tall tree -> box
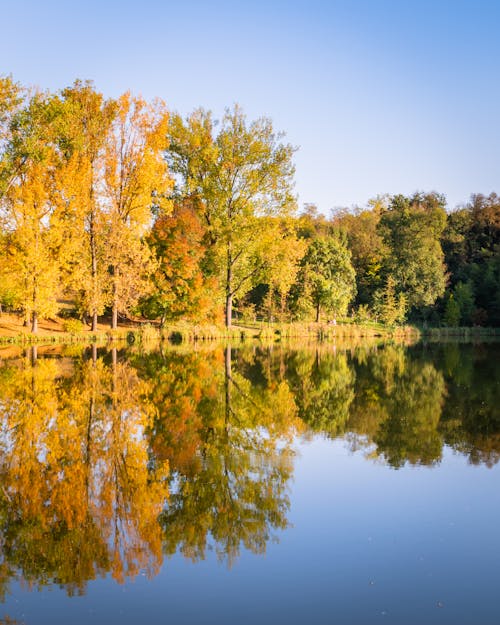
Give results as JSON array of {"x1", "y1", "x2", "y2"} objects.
[
  {"x1": 442, "y1": 193, "x2": 500, "y2": 325},
  {"x1": 378, "y1": 192, "x2": 447, "y2": 317},
  {"x1": 57, "y1": 81, "x2": 116, "y2": 331},
  {"x1": 332, "y1": 200, "x2": 388, "y2": 308},
  {"x1": 167, "y1": 105, "x2": 296, "y2": 326},
  {"x1": 0, "y1": 92, "x2": 63, "y2": 332},
  {"x1": 103, "y1": 93, "x2": 171, "y2": 328},
  {"x1": 292, "y1": 236, "x2": 356, "y2": 322}
]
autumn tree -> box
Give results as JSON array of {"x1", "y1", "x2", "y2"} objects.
[
  {"x1": 0, "y1": 92, "x2": 63, "y2": 331},
  {"x1": 103, "y1": 93, "x2": 171, "y2": 328},
  {"x1": 255, "y1": 217, "x2": 306, "y2": 321},
  {"x1": 167, "y1": 105, "x2": 296, "y2": 326},
  {"x1": 57, "y1": 81, "x2": 116, "y2": 330},
  {"x1": 144, "y1": 198, "x2": 216, "y2": 324},
  {"x1": 0, "y1": 347, "x2": 169, "y2": 593},
  {"x1": 158, "y1": 345, "x2": 300, "y2": 565}
]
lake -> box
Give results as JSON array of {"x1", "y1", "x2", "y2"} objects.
[{"x1": 0, "y1": 339, "x2": 498, "y2": 624}]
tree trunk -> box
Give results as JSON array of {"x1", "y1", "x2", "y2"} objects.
[
  {"x1": 225, "y1": 242, "x2": 233, "y2": 328},
  {"x1": 225, "y1": 293, "x2": 232, "y2": 328},
  {"x1": 315, "y1": 302, "x2": 321, "y2": 323},
  {"x1": 90, "y1": 191, "x2": 98, "y2": 333},
  {"x1": 111, "y1": 268, "x2": 118, "y2": 329},
  {"x1": 111, "y1": 304, "x2": 118, "y2": 330},
  {"x1": 31, "y1": 311, "x2": 38, "y2": 333}
]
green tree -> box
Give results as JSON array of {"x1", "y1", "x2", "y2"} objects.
[
  {"x1": 167, "y1": 105, "x2": 296, "y2": 326},
  {"x1": 378, "y1": 192, "x2": 447, "y2": 317},
  {"x1": 373, "y1": 275, "x2": 407, "y2": 325},
  {"x1": 331, "y1": 200, "x2": 388, "y2": 308},
  {"x1": 443, "y1": 293, "x2": 460, "y2": 327},
  {"x1": 292, "y1": 236, "x2": 356, "y2": 322},
  {"x1": 441, "y1": 193, "x2": 500, "y2": 326}
]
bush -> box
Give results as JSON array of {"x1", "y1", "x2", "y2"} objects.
[
  {"x1": 354, "y1": 304, "x2": 372, "y2": 324},
  {"x1": 138, "y1": 323, "x2": 159, "y2": 341},
  {"x1": 63, "y1": 318, "x2": 85, "y2": 334}
]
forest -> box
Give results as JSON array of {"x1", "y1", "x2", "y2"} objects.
[{"x1": 1, "y1": 76, "x2": 499, "y2": 332}]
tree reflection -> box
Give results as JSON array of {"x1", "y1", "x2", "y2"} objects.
[
  {"x1": 0, "y1": 347, "x2": 168, "y2": 596},
  {"x1": 437, "y1": 343, "x2": 500, "y2": 466},
  {"x1": 347, "y1": 345, "x2": 446, "y2": 467},
  {"x1": 287, "y1": 348, "x2": 355, "y2": 438},
  {"x1": 0, "y1": 339, "x2": 498, "y2": 597},
  {"x1": 134, "y1": 345, "x2": 302, "y2": 566}
]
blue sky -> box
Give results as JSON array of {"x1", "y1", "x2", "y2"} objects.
[{"x1": 1, "y1": 0, "x2": 499, "y2": 212}]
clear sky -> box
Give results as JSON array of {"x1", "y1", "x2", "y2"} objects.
[{"x1": 1, "y1": 0, "x2": 499, "y2": 213}]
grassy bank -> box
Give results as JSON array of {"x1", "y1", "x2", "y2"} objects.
[
  {"x1": 0, "y1": 313, "x2": 420, "y2": 346},
  {"x1": 3, "y1": 313, "x2": 499, "y2": 347}
]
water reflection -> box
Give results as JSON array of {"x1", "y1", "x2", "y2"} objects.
[
  {"x1": 0, "y1": 340, "x2": 498, "y2": 594},
  {"x1": 133, "y1": 346, "x2": 301, "y2": 566},
  {"x1": 0, "y1": 346, "x2": 168, "y2": 597}
]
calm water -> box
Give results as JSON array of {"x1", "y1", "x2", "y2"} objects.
[{"x1": 0, "y1": 340, "x2": 499, "y2": 625}]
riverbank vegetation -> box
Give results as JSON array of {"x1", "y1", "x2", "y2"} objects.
[{"x1": 1, "y1": 75, "x2": 499, "y2": 335}]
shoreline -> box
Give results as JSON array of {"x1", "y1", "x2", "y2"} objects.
[{"x1": 0, "y1": 313, "x2": 498, "y2": 347}]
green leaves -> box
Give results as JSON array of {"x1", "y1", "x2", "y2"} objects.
[
  {"x1": 166, "y1": 104, "x2": 297, "y2": 325},
  {"x1": 293, "y1": 236, "x2": 356, "y2": 321}
]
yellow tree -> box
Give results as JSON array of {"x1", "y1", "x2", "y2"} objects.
[
  {"x1": 260, "y1": 217, "x2": 306, "y2": 321},
  {"x1": 57, "y1": 81, "x2": 116, "y2": 330},
  {"x1": 0, "y1": 93, "x2": 63, "y2": 332},
  {"x1": 103, "y1": 93, "x2": 171, "y2": 329}
]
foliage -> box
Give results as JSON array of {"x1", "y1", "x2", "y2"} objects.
[
  {"x1": 378, "y1": 192, "x2": 448, "y2": 316},
  {"x1": 442, "y1": 194, "x2": 500, "y2": 325},
  {"x1": 292, "y1": 236, "x2": 356, "y2": 322},
  {"x1": 62, "y1": 318, "x2": 85, "y2": 333},
  {"x1": 144, "y1": 199, "x2": 218, "y2": 323},
  {"x1": 1, "y1": 75, "x2": 500, "y2": 329},
  {"x1": 167, "y1": 105, "x2": 297, "y2": 326},
  {"x1": 373, "y1": 276, "x2": 407, "y2": 325},
  {"x1": 102, "y1": 92, "x2": 171, "y2": 328},
  {"x1": 0, "y1": 92, "x2": 64, "y2": 331},
  {"x1": 332, "y1": 201, "x2": 387, "y2": 307}
]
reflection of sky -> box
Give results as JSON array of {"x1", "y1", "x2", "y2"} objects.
[
  {"x1": 2, "y1": 0, "x2": 500, "y2": 212},
  {"x1": 5, "y1": 434, "x2": 500, "y2": 625}
]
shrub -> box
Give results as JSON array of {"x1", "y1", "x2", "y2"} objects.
[{"x1": 63, "y1": 318, "x2": 85, "y2": 334}]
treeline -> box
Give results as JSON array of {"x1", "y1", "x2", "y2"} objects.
[{"x1": 1, "y1": 76, "x2": 499, "y2": 331}]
